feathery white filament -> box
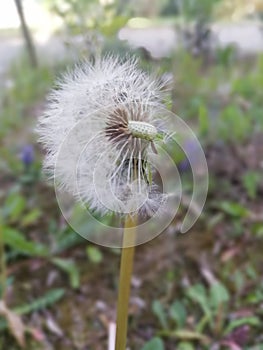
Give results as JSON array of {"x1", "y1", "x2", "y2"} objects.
[{"x1": 37, "y1": 55, "x2": 167, "y2": 216}]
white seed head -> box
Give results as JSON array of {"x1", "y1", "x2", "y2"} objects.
[{"x1": 37, "y1": 55, "x2": 167, "y2": 217}]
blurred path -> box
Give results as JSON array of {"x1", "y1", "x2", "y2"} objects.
[
  {"x1": 0, "y1": 37, "x2": 23, "y2": 77},
  {"x1": 119, "y1": 22, "x2": 263, "y2": 58},
  {"x1": 0, "y1": 22, "x2": 263, "y2": 82},
  {"x1": 0, "y1": 35, "x2": 67, "y2": 90}
]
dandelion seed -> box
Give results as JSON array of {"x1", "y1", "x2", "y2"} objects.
[{"x1": 37, "y1": 55, "x2": 168, "y2": 216}]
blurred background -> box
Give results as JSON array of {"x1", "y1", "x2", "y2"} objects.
[{"x1": 0, "y1": 0, "x2": 263, "y2": 349}]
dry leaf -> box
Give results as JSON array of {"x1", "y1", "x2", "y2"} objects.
[
  {"x1": 221, "y1": 340, "x2": 242, "y2": 350},
  {"x1": 0, "y1": 300, "x2": 26, "y2": 347},
  {"x1": 46, "y1": 316, "x2": 63, "y2": 337}
]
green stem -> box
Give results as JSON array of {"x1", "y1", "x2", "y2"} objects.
[
  {"x1": 0, "y1": 218, "x2": 6, "y2": 300},
  {"x1": 115, "y1": 215, "x2": 137, "y2": 350}
]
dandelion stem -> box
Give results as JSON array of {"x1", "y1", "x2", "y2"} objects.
[
  {"x1": 115, "y1": 215, "x2": 137, "y2": 350},
  {"x1": 0, "y1": 217, "x2": 6, "y2": 301}
]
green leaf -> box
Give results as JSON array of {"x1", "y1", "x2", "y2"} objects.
[
  {"x1": 54, "y1": 228, "x2": 84, "y2": 253},
  {"x1": 218, "y1": 105, "x2": 251, "y2": 142},
  {"x1": 21, "y1": 209, "x2": 41, "y2": 227},
  {"x1": 246, "y1": 345, "x2": 263, "y2": 350},
  {"x1": 52, "y1": 258, "x2": 80, "y2": 289},
  {"x1": 252, "y1": 223, "x2": 263, "y2": 238},
  {"x1": 141, "y1": 337, "x2": 164, "y2": 350},
  {"x1": 209, "y1": 282, "x2": 230, "y2": 308},
  {"x1": 178, "y1": 342, "x2": 195, "y2": 350},
  {"x1": 174, "y1": 330, "x2": 210, "y2": 342},
  {"x1": 152, "y1": 300, "x2": 168, "y2": 329},
  {"x1": 14, "y1": 289, "x2": 65, "y2": 315},
  {"x1": 186, "y1": 284, "x2": 211, "y2": 319},
  {"x1": 198, "y1": 104, "x2": 209, "y2": 136},
  {"x1": 169, "y1": 301, "x2": 186, "y2": 328},
  {"x1": 101, "y1": 16, "x2": 128, "y2": 36},
  {"x1": 86, "y1": 246, "x2": 103, "y2": 264},
  {"x1": 245, "y1": 265, "x2": 257, "y2": 280},
  {"x1": 242, "y1": 171, "x2": 260, "y2": 199},
  {"x1": 4, "y1": 193, "x2": 26, "y2": 221},
  {"x1": 3, "y1": 227, "x2": 48, "y2": 257},
  {"x1": 224, "y1": 316, "x2": 261, "y2": 335},
  {"x1": 219, "y1": 201, "x2": 248, "y2": 218}
]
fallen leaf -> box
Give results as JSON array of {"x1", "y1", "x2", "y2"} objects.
[
  {"x1": 0, "y1": 300, "x2": 26, "y2": 347},
  {"x1": 46, "y1": 316, "x2": 63, "y2": 337},
  {"x1": 221, "y1": 340, "x2": 242, "y2": 350},
  {"x1": 27, "y1": 327, "x2": 45, "y2": 342}
]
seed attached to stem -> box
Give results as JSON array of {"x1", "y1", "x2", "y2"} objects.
[{"x1": 128, "y1": 121, "x2": 157, "y2": 141}]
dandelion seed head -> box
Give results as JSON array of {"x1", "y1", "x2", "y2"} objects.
[{"x1": 37, "y1": 55, "x2": 168, "y2": 217}]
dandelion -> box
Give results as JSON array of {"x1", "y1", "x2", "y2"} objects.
[
  {"x1": 37, "y1": 55, "x2": 167, "y2": 217},
  {"x1": 37, "y1": 55, "x2": 172, "y2": 350},
  {"x1": 38, "y1": 55, "x2": 208, "y2": 350}
]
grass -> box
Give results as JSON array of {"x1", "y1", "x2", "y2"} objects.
[{"x1": 0, "y1": 44, "x2": 263, "y2": 349}]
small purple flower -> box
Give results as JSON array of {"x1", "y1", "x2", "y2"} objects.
[
  {"x1": 223, "y1": 325, "x2": 250, "y2": 348},
  {"x1": 229, "y1": 325, "x2": 250, "y2": 346},
  {"x1": 20, "y1": 145, "x2": 34, "y2": 167},
  {"x1": 178, "y1": 140, "x2": 199, "y2": 172}
]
